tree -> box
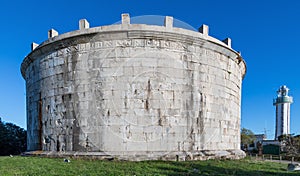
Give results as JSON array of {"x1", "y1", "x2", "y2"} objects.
[
  {"x1": 241, "y1": 128, "x2": 256, "y2": 151},
  {"x1": 0, "y1": 118, "x2": 26, "y2": 155},
  {"x1": 278, "y1": 134, "x2": 300, "y2": 156}
]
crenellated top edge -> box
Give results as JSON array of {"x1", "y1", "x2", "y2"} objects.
[
  {"x1": 22, "y1": 13, "x2": 246, "y2": 78},
  {"x1": 31, "y1": 13, "x2": 234, "y2": 52}
]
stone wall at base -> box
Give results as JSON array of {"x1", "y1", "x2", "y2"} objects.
[{"x1": 25, "y1": 150, "x2": 246, "y2": 161}]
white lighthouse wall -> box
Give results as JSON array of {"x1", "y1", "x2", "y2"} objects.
[
  {"x1": 276, "y1": 103, "x2": 291, "y2": 139},
  {"x1": 276, "y1": 104, "x2": 282, "y2": 138},
  {"x1": 283, "y1": 103, "x2": 290, "y2": 135}
]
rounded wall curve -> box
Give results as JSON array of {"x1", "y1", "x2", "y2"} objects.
[{"x1": 21, "y1": 17, "x2": 246, "y2": 160}]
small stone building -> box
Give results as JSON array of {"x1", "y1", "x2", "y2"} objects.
[{"x1": 21, "y1": 14, "x2": 246, "y2": 160}]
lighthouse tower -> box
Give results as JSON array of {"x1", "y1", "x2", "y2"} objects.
[{"x1": 273, "y1": 85, "x2": 293, "y2": 140}]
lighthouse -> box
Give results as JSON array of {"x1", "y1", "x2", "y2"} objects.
[{"x1": 273, "y1": 85, "x2": 293, "y2": 140}]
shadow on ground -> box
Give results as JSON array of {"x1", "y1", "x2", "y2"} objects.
[{"x1": 142, "y1": 160, "x2": 300, "y2": 176}]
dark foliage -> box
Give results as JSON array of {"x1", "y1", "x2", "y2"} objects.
[{"x1": 0, "y1": 118, "x2": 26, "y2": 155}]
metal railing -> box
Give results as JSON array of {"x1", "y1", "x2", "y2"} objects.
[{"x1": 249, "y1": 154, "x2": 297, "y2": 163}]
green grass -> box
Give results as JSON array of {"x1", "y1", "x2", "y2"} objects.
[{"x1": 0, "y1": 156, "x2": 298, "y2": 176}]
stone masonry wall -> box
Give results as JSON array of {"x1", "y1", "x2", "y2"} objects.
[{"x1": 21, "y1": 14, "x2": 246, "y2": 160}]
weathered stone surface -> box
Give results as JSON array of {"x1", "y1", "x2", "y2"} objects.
[
  {"x1": 79, "y1": 19, "x2": 89, "y2": 30},
  {"x1": 21, "y1": 14, "x2": 246, "y2": 160},
  {"x1": 48, "y1": 29, "x2": 58, "y2": 38},
  {"x1": 31, "y1": 42, "x2": 39, "y2": 51}
]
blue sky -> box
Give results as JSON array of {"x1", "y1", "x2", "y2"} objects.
[{"x1": 0, "y1": 0, "x2": 299, "y2": 139}]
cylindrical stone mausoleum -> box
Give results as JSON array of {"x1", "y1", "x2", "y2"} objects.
[{"x1": 21, "y1": 14, "x2": 246, "y2": 160}]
